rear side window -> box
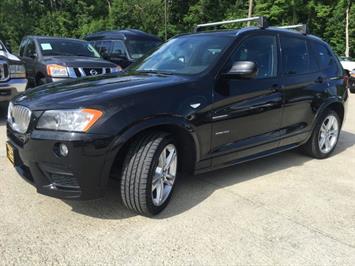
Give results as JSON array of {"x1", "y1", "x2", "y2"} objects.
[
  {"x1": 311, "y1": 41, "x2": 340, "y2": 76},
  {"x1": 281, "y1": 36, "x2": 317, "y2": 75}
]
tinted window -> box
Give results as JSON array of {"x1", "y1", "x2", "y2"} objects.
[
  {"x1": 19, "y1": 40, "x2": 28, "y2": 56},
  {"x1": 281, "y1": 36, "x2": 316, "y2": 75},
  {"x1": 111, "y1": 40, "x2": 127, "y2": 57},
  {"x1": 25, "y1": 40, "x2": 36, "y2": 57},
  {"x1": 38, "y1": 39, "x2": 100, "y2": 58},
  {"x1": 133, "y1": 36, "x2": 232, "y2": 75},
  {"x1": 227, "y1": 35, "x2": 278, "y2": 79},
  {"x1": 311, "y1": 41, "x2": 339, "y2": 76},
  {"x1": 95, "y1": 40, "x2": 112, "y2": 56},
  {"x1": 126, "y1": 40, "x2": 162, "y2": 59}
]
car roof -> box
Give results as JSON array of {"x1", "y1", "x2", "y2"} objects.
[
  {"x1": 174, "y1": 27, "x2": 326, "y2": 44},
  {"x1": 85, "y1": 29, "x2": 162, "y2": 42},
  {"x1": 25, "y1": 36, "x2": 88, "y2": 43}
]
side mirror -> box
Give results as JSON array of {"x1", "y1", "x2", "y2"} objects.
[
  {"x1": 30, "y1": 52, "x2": 37, "y2": 59},
  {"x1": 224, "y1": 61, "x2": 258, "y2": 79}
]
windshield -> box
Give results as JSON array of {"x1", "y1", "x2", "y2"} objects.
[
  {"x1": 39, "y1": 39, "x2": 101, "y2": 58},
  {"x1": 126, "y1": 40, "x2": 162, "y2": 59},
  {"x1": 0, "y1": 41, "x2": 4, "y2": 51},
  {"x1": 132, "y1": 35, "x2": 232, "y2": 75}
]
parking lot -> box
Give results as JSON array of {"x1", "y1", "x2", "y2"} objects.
[{"x1": 0, "y1": 96, "x2": 354, "y2": 265}]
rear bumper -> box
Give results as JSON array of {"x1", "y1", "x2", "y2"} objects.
[
  {"x1": 7, "y1": 126, "x2": 116, "y2": 200},
  {"x1": 0, "y1": 78, "x2": 28, "y2": 102}
]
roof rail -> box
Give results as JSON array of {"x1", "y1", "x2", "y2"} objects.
[
  {"x1": 194, "y1": 16, "x2": 269, "y2": 32},
  {"x1": 277, "y1": 24, "x2": 309, "y2": 35}
]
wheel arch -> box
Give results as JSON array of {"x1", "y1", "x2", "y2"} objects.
[
  {"x1": 327, "y1": 102, "x2": 345, "y2": 123},
  {"x1": 108, "y1": 117, "x2": 201, "y2": 180},
  {"x1": 316, "y1": 100, "x2": 345, "y2": 127}
]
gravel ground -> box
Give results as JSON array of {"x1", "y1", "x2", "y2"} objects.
[{"x1": 0, "y1": 96, "x2": 355, "y2": 265}]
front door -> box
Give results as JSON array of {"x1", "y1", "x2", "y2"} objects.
[
  {"x1": 211, "y1": 33, "x2": 283, "y2": 167},
  {"x1": 22, "y1": 39, "x2": 37, "y2": 86}
]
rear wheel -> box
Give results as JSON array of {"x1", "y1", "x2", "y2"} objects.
[
  {"x1": 303, "y1": 110, "x2": 341, "y2": 159},
  {"x1": 121, "y1": 131, "x2": 178, "y2": 216}
]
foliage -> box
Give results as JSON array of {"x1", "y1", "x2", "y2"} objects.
[{"x1": 0, "y1": 0, "x2": 353, "y2": 56}]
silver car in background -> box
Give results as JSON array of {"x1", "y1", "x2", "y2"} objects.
[{"x1": 0, "y1": 40, "x2": 27, "y2": 106}]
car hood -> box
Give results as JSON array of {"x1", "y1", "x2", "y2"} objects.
[
  {"x1": 0, "y1": 50, "x2": 21, "y2": 62},
  {"x1": 12, "y1": 72, "x2": 190, "y2": 110},
  {"x1": 41, "y1": 56, "x2": 117, "y2": 68}
]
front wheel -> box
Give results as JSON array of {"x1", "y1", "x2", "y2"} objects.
[
  {"x1": 121, "y1": 132, "x2": 178, "y2": 216},
  {"x1": 303, "y1": 110, "x2": 341, "y2": 159}
]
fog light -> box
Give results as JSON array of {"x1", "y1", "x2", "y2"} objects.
[{"x1": 59, "y1": 144, "x2": 69, "y2": 157}]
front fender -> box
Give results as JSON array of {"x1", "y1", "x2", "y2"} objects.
[
  {"x1": 110, "y1": 115, "x2": 200, "y2": 159},
  {"x1": 98, "y1": 115, "x2": 201, "y2": 189}
]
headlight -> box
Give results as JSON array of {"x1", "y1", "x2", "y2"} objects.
[
  {"x1": 10, "y1": 64, "x2": 26, "y2": 78},
  {"x1": 7, "y1": 101, "x2": 13, "y2": 123},
  {"x1": 111, "y1": 66, "x2": 122, "y2": 73},
  {"x1": 37, "y1": 109, "x2": 103, "y2": 132},
  {"x1": 47, "y1": 64, "x2": 69, "y2": 78}
]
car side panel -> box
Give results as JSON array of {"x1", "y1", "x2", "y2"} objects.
[{"x1": 278, "y1": 72, "x2": 326, "y2": 146}]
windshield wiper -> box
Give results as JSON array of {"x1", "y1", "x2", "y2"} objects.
[{"x1": 137, "y1": 70, "x2": 174, "y2": 75}]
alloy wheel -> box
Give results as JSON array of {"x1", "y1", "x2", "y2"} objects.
[
  {"x1": 151, "y1": 144, "x2": 177, "y2": 206},
  {"x1": 318, "y1": 114, "x2": 339, "y2": 154}
]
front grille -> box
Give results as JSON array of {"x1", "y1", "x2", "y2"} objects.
[
  {"x1": 50, "y1": 174, "x2": 79, "y2": 189},
  {"x1": 8, "y1": 104, "x2": 32, "y2": 134},
  {"x1": 0, "y1": 63, "x2": 9, "y2": 81},
  {"x1": 83, "y1": 68, "x2": 103, "y2": 76},
  {"x1": 69, "y1": 67, "x2": 110, "y2": 78}
]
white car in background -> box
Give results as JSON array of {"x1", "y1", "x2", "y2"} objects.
[{"x1": 339, "y1": 56, "x2": 355, "y2": 72}]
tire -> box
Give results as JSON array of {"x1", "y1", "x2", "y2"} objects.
[
  {"x1": 303, "y1": 109, "x2": 341, "y2": 159},
  {"x1": 121, "y1": 131, "x2": 178, "y2": 216}
]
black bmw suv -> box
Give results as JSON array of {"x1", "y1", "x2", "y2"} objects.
[
  {"x1": 19, "y1": 36, "x2": 121, "y2": 87},
  {"x1": 6, "y1": 17, "x2": 350, "y2": 216}
]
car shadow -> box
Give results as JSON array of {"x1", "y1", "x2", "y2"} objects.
[{"x1": 64, "y1": 130, "x2": 355, "y2": 220}]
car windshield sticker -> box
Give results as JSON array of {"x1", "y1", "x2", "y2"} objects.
[{"x1": 41, "y1": 43, "x2": 53, "y2": 50}]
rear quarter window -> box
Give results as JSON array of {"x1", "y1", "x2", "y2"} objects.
[{"x1": 311, "y1": 41, "x2": 341, "y2": 77}]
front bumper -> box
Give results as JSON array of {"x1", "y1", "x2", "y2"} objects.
[
  {"x1": 0, "y1": 78, "x2": 28, "y2": 102},
  {"x1": 7, "y1": 126, "x2": 116, "y2": 200}
]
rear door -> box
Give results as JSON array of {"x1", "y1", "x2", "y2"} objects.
[
  {"x1": 278, "y1": 34, "x2": 322, "y2": 146},
  {"x1": 211, "y1": 33, "x2": 283, "y2": 167}
]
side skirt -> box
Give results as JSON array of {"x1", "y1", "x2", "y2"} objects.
[{"x1": 194, "y1": 143, "x2": 301, "y2": 175}]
